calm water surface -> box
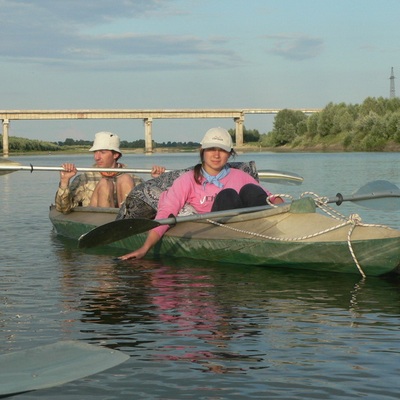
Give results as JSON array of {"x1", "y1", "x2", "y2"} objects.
[{"x1": 1, "y1": 152, "x2": 400, "y2": 399}]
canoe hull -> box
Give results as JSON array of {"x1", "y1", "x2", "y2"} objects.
[{"x1": 49, "y1": 204, "x2": 400, "y2": 277}]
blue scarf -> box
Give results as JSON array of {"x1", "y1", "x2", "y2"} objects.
[{"x1": 201, "y1": 166, "x2": 230, "y2": 189}]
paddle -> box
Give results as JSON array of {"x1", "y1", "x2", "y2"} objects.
[
  {"x1": 0, "y1": 158, "x2": 304, "y2": 185},
  {"x1": 78, "y1": 180, "x2": 400, "y2": 249},
  {"x1": 78, "y1": 204, "x2": 277, "y2": 248},
  {"x1": 0, "y1": 340, "x2": 129, "y2": 396},
  {"x1": 327, "y1": 179, "x2": 400, "y2": 211}
]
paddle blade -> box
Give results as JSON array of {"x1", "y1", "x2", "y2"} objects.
[
  {"x1": 79, "y1": 218, "x2": 160, "y2": 248},
  {"x1": 0, "y1": 157, "x2": 21, "y2": 176},
  {"x1": 352, "y1": 180, "x2": 400, "y2": 211},
  {"x1": 258, "y1": 170, "x2": 303, "y2": 185},
  {"x1": 0, "y1": 341, "x2": 129, "y2": 396}
]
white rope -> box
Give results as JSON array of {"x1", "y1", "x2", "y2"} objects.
[
  {"x1": 300, "y1": 192, "x2": 392, "y2": 278},
  {"x1": 206, "y1": 218, "x2": 350, "y2": 242},
  {"x1": 346, "y1": 214, "x2": 366, "y2": 278},
  {"x1": 205, "y1": 192, "x2": 392, "y2": 277}
]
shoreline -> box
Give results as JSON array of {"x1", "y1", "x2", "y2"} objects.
[{"x1": 3, "y1": 142, "x2": 400, "y2": 157}]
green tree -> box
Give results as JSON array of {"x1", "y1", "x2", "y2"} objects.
[
  {"x1": 317, "y1": 102, "x2": 337, "y2": 137},
  {"x1": 268, "y1": 109, "x2": 308, "y2": 146},
  {"x1": 385, "y1": 111, "x2": 400, "y2": 141},
  {"x1": 360, "y1": 96, "x2": 387, "y2": 116},
  {"x1": 228, "y1": 126, "x2": 261, "y2": 143}
]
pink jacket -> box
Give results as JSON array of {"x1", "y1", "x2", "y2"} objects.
[{"x1": 153, "y1": 168, "x2": 273, "y2": 237}]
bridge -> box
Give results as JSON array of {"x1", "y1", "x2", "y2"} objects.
[{"x1": 0, "y1": 108, "x2": 321, "y2": 157}]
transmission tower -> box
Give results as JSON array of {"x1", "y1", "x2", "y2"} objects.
[{"x1": 390, "y1": 67, "x2": 396, "y2": 98}]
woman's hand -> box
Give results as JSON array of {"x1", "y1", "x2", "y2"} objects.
[
  {"x1": 118, "y1": 231, "x2": 161, "y2": 261},
  {"x1": 118, "y1": 247, "x2": 147, "y2": 261}
]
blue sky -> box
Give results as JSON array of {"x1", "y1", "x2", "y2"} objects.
[{"x1": 0, "y1": 0, "x2": 398, "y2": 143}]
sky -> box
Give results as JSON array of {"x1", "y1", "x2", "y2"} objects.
[{"x1": 0, "y1": 0, "x2": 399, "y2": 144}]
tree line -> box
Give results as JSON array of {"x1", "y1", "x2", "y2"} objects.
[
  {"x1": 0, "y1": 136, "x2": 61, "y2": 152},
  {"x1": 263, "y1": 96, "x2": 400, "y2": 151},
  {"x1": 0, "y1": 130, "x2": 261, "y2": 152},
  {"x1": 2, "y1": 97, "x2": 400, "y2": 152},
  {"x1": 0, "y1": 136, "x2": 203, "y2": 152},
  {"x1": 57, "y1": 138, "x2": 202, "y2": 149}
]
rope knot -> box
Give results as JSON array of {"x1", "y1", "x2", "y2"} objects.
[{"x1": 349, "y1": 213, "x2": 362, "y2": 225}]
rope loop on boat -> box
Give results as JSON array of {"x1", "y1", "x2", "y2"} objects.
[
  {"x1": 301, "y1": 191, "x2": 349, "y2": 221},
  {"x1": 206, "y1": 218, "x2": 349, "y2": 242},
  {"x1": 206, "y1": 191, "x2": 393, "y2": 278},
  {"x1": 346, "y1": 214, "x2": 366, "y2": 278}
]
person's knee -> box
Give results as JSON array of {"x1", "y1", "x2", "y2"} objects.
[
  {"x1": 91, "y1": 178, "x2": 114, "y2": 207},
  {"x1": 116, "y1": 174, "x2": 134, "y2": 202},
  {"x1": 96, "y1": 177, "x2": 113, "y2": 192},
  {"x1": 117, "y1": 174, "x2": 134, "y2": 187},
  {"x1": 239, "y1": 184, "x2": 267, "y2": 207},
  {"x1": 116, "y1": 174, "x2": 134, "y2": 191},
  {"x1": 212, "y1": 188, "x2": 242, "y2": 211}
]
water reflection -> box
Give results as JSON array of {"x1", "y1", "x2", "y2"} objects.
[
  {"x1": 52, "y1": 233, "x2": 400, "y2": 378},
  {"x1": 2, "y1": 152, "x2": 400, "y2": 397}
]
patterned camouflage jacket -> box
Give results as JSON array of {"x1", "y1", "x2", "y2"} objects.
[{"x1": 55, "y1": 171, "x2": 143, "y2": 214}]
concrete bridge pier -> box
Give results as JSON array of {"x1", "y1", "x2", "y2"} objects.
[
  {"x1": 2, "y1": 119, "x2": 9, "y2": 157},
  {"x1": 144, "y1": 117, "x2": 153, "y2": 153},
  {"x1": 234, "y1": 116, "x2": 244, "y2": 147}
]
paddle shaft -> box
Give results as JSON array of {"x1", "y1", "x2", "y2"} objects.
[
  {"x1": 149, "y1": 204, "x2": 276, "y2": 226},
  {"x1": 0, "y1": 164, "x2": 162, "y2": 174},
  {"x1": 0, "y1": 164, "x2": 304, "y2": 183},
  {"x1": 329, "y1": 191, "x2": 400, "y2": 205}
]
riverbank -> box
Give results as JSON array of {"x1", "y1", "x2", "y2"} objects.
[{"x1": 3, "y1": 141, "x2": 400, "y2": 157}]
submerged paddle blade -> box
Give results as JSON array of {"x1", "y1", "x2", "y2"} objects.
[
  {"x1": 0, "y1": 341, "x2": 129, "y2": 396},
  {"x1": 351, "y1": 180, "x2": 400, "y2": 211},
  {"x1": 79, "y1": 218, "x2": 161, "y2": 248}
]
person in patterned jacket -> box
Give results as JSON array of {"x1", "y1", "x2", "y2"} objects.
[{"x1": 55, "y1": 131, "x2": 164, "y2": 213}]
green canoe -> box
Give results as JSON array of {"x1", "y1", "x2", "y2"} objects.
[{"x1": 49, "y1": 197, "x2": 400, "y2": 277}]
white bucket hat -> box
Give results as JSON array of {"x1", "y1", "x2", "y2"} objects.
[
  {"x1": 89, "y1": 131, "x2": 121, "y2": 153},
  {"x1": 200, "y1": 127, "x2": 233, "y2": 152}
]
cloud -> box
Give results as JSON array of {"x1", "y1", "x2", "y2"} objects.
[
  {"x1": 2, "y1": 0, "x2": 175, "y2": 26},
  {"x1": 0, "y1": 0, "x2": 242, "y2": 71},
  {"x1": 264, "y1": 34, "x2": 324, "y2": 61}
]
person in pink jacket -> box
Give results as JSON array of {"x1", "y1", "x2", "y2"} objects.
[{"x1": 119, "y1": 127, "x2": 283, "y2": 261}]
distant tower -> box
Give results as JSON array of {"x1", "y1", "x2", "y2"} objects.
[{"x1": 390, "y1": 67, "x2": 396, "y2": 98}]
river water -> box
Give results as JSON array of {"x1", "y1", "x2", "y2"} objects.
[{"x1": 1, "y1": 151, "x2": 400, "y2": 399}]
